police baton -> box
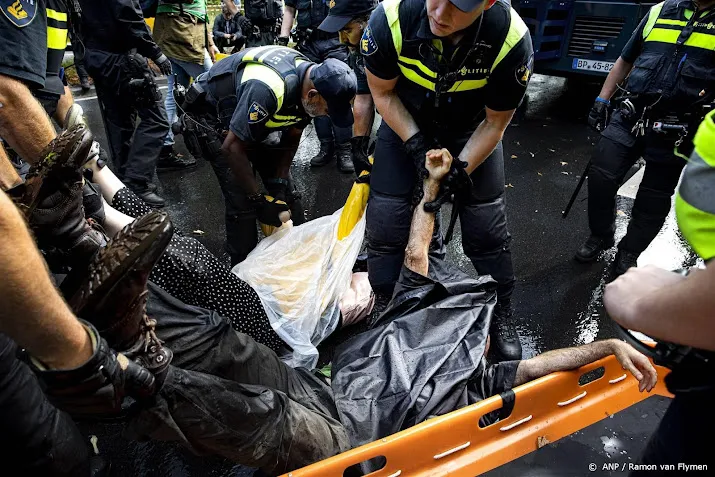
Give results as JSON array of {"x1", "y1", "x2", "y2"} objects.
[{"x1": 562, "y1": 160, "x2": 591, "y2": 219}]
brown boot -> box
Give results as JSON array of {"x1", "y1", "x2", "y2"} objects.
[{"x1": 67, "y1": 211, "x2": 175, "y2": 383}]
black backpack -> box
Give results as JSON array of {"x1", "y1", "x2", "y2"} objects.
[{"x1": 244, "y1": 0, "x2": 281, "y2": 23}]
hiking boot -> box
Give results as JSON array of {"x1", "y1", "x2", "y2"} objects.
[
  {"x1": 64, "y1": 104, "x2": 87, "y2": 129},
  {"x1": 490, "y1": 302, "x2": 522, "y2": 362},
  {"x1": 336, "y1": 142, "x2": 355, "y2": 174},
  {"x1": 8, "y1": 124, "x2": 94, "y2": 217},
  {"x1": 127, "y1": 182, "x2": 166, "y2": 208},
  {"x1": 612, "y1": 248, "x2": 639, "y2": 279},
  {"x1": 156, "y1": 145, "x2": 197, "y2": 172},
  {"x1": 67, "y1": 211, "x2": 174, "y2": 383},
  {"x1": 80, "y1": 77, "x2": 92, "y2": 91},
  {"x1": 575, "y1": 234, "x2": 615, "y2": 263},
  {"x1": 310, "y1": 141, "x2": 334, "y2": 167}
]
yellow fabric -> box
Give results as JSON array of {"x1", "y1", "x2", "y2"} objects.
[
  {"x1": 642, "y1": 2, "x2": 665, "y2": 39},
  {"x1": 398, "y1": 64, "x2": 436, "y2": 90},
  {"x1": 383, "y1": 0, "x2": 403, "y2": 56},
  {"x1": 47, "y1": 26, "x2": 68, "y2": 50},
  {"x1": 398, "y1": 55, "x2": 437, "y2": 78},
  {"x1": 240, "y1": 63, "x2": 286, "y2": 110},
  {"x1": 646, "y1": 28, "x2": 715, "y2": 50},
  {"x1": 448, "y1": 78, "x2": 488, "y2": 92},
  {"x1": 491, "y1": 7, "x2": 529, "y2": 73},
  {"x1": 46, "y1": 8, "x2": 67, "y2": 21},
  {"x1": 655, "y1": 18, "x2": 687, "y2": 27},
  {"x1": 675, "y1": 195, "x2": 715, "y2": 260},
  {"x1": 693, "y1": 111, "x2": 715, "y2": 167}
]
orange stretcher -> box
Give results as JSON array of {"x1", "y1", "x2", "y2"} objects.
[{"x1": 281, "y1": 355, "x2": 672, "y2": 477}]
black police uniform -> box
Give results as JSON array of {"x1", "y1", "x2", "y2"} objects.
[
  {"x1": 0, "y1": 0, "x2": 46, "y2": 89},
  {"x1": 34, "y1": 0, "x2": 69, "y2": 117},
  {"x1": 585, "y1": 0, "x2": 715, "y2": 268},
  {"x1": 244, "y1": 0, "x2": 283, "y2": 47},
  {"x1": 285, "y1": 0, "x2": 352, "y2": 162},
  {"x1": 76, "y1": 0, "x2": 169, "y2": 197},
  {"x1": 187, "y1": 46, "x2": 312, "y2": 264},
  {"x1": 362, "y1": 0, "x2": 532, "y2": 313}
]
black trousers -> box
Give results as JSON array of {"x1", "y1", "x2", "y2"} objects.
[
  {"x1": 588, "y1": 112, "x2": 686, "y2": 254},
  {"x1": 366, "y1": 123, "x2": 515, "y2": 303},
  {"x1": 297, "y1": 37, "x2": 352, "y2": 147},
  {"x1": 0, "y1": 334, "x2": 90, "y2": 476}
]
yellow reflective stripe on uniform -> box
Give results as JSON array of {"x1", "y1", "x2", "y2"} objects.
[
  {"x1": 240, "y1": 63, "x2": 286, "y2": 110},
  {"x1": 398, "y1": 64, "x2": 435, "y2": 90},
  {"x1": 47, "y1": 26, "x2": 68, "y2": 50},
  {"x1": 447, "y1": 79, "x2": 488, "y2": 92},
  {"x1": 491, "y1": 8, "x2": 529, "y2": 73},
  {"x1": 241, "y1": 45, "x2": 274, "y2": 62},
  {"x1": 382, "y1": 0, "x2": 403, "y2": 56},
  {"x1": 655, "y1": 18, "x2": 687, "y2": 26},
  {"x1": 646, "y1": 28, "x2": 715, "y2": 50},
  {"x1": 398, "y1": 55, "x2": 437, "y2": 78},
  {"x1": 643, "y1": 2, "x2": 665, "y2": 39},
  {"x1": 47, "y1": 8, "x2": 67, "y2": 22},
  {"x1": 266, "y1": 119, "x2": 300, "y2": 127}
]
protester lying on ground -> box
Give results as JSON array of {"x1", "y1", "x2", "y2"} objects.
[{"x1": 331, "y1": 148, "x2": 658, "y2": 453}]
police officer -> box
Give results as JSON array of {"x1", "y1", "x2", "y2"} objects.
[
  {"x1": 75, "y1": 0, "x2": 172, "y2": 208},
  {"x1": 362, "y1": 0, "x2": 533, "y2": 361},
  {"x1": 318, "y1": 0, "x2": 378, "y2": 177},
  {"x1": 236, "y1": 0, "x2": 283, "y2": 47},
  {"x1": 182, "y1": 45, "x2": 357, "y2": 265},
  {"x1": 280, "y1": 0, "x2": 355, "y2": 173},
  {"x1": 577, "y1": 0, "x2": 715, "y2": 277}
]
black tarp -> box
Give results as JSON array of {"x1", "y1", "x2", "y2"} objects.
[{"x1": 331, "y1": 257, "x2": 518, "y2": 453}]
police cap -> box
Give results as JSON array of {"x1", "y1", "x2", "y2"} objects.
[
  {"x1": 310, "y1": 58, "x2": 357, "y2": 128},
  {"x1": 319, "y1": 0, "x2": 378, "y2": 33},
  {"x1": 450, "y1": 0, "x2": 488, "y2": 12}
]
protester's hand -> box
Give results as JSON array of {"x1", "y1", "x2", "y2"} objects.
[
  {"x1": 153, "y1": 54, "x2": 173, "y2": 76},
  {"x1": 209, "y1": 45, "x2": 220, "y2": 63},
  {"x1": 604, "y1": 265, "x2": 686, "y2": 331},
  {"x1": 423, "y1": 158, "x2": 472, "y2": 212},
  {"x1": 610, "y1": 339, "x2": 658, "y2": 392},
  {"x1": 31, "y1": 321, "x2": 158, "y2": 418},
  {"x1": 588, "y1": 98, "x2": 610, "y2": 131},
  {"x1": 425, "y1": 149, "x2": 453, "y2": 182},
  {"x1": 251, "y1": 194, "x2": 291, "y2": 227},
  {"x1": 224, "y1": 33, "x2": 232, "y2": 39}
]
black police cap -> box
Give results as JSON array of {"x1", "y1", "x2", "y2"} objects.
[
  {"x1": 319, "y1": 0, "x2": 378, "y2": 33},
  {"x1": 450, "y1": 0, "x2": 489, "y2": 12}
]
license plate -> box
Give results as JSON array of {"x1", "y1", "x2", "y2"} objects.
[{"x1": 572, "y1": 58, "x2": 615, "y2": 72}]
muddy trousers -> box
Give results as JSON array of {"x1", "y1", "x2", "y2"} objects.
[
  {"x1": 588, "y1": 117, "x2": 686, "y2": 255},
  {"x1": 0, "y1": 334, "x2": 90, "y2": 476},
  {"x1": 128, "y1": 284, "x2": 349, "y2": 475}
]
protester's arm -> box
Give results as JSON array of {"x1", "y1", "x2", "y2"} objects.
[
  {"x1": 280, "y1": 5, "x2": 296, "y2": 39},
  {"x1": 605, "y1": 265, "x2": 715, "y2": 351},
  {"x1": 220, "y1": 131, "x2": 260, "y2": 196},
  {"x1": 513, "y1": 339, "x2": 657, "y2": 392},
  {"x1": 404, "y1": 149, "x2": 453, "y2": 275},
  {"x1": 0, "y1": 190, "x2": 93, "y2": 369}
]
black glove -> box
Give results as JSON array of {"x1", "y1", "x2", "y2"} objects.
[
  {"x1": 351, "y1": 136, "x2": 372, "y2": 181},
  {"x1": 264, "y1": 178, "x2": 289, "y2": 202},
  {"x1": 154, "y1": 53, "x2": 173, "y2": 77},
  {"x1": 423, "y1": 158, "x2": 472, "y2": 212},
  {"x1": 249, "y1": 193, "x2": 290, "y2": 227},
  {"x1": 276, "y1": 36, "x2": 289, "y2": 46},
  {"x1": 588, "y1": 98, "x2": 610, "y2": 132},
  {"x1": 29, "y1": 321, "x2": 157, "y2": 419},
  {"x1": 404, "y1": 132, "x2": 430, "y2": 206}
]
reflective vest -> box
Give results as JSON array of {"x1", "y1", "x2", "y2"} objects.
[
  {"x1": 210, "y1": 46, "x2": 310, "y2": 130},
  {"x1": 676, "y1": 109, "x2": 715, "y2": 261},
  {"x1": 44, "y1": 0, "x2": 69, "y2": 96},
  {"x1": 626, "y1": 0, "x2": 715, "y2": 115},
  {"x1": 381, "y1": 0, "x2": 529, "y2": 133}
]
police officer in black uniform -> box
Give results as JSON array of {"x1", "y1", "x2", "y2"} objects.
[
  {"x1": 180, "y1": 46, "x2": 357, "y2": 265},
  {"x1": 279, "y1": 0, "x2": 355, "y2": 173},
  {"x1": 577, "y1": 0, "x2": 715, "y2": 278},
  {"x1": 75, "y1": 0, "x2": 172, "y2": 208},
  {"x1": 318, "y1": 0, "x2": 378, "y2": 178},
  {"x1": 362, "y1": 0, "x2": 533, "y2": 361},
  {"x1": 231, "y1": 0, "x2": 283, "y2": 47}
]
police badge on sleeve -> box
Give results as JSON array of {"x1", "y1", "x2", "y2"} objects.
[
  {"x1": 1, "y1": 0, "x2": 37, "y2": 27},
  {"x1": 515, "y1": 54, "x2": 534, "y2": 87},
  {"x1": 248, "y1": 102, "x2": 269, "y2": 124},
  {"x1": 360, "y1": 25, "x2": 378, "y2": 56}
]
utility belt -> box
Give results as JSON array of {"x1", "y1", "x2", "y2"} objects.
[{"x1": 295, "y1": 27, "x2": 336, "y2": 43}]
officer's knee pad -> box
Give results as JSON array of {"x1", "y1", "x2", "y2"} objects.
[
  {"x1": 460, "y1": 196, "x2": 511, "y2": 255},
  {"x1": 365, "y1": 191, "x2": 412, "y2": 253},
  {"x1": 634, "y1": 186, "x2": 672, "y2": 216}
]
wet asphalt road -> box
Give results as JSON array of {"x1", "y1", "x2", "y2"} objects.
[{"x1": 72, "y1": 74, "x2": 691, "y2": 475}]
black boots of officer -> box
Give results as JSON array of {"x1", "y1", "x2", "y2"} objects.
[
  {"x1": 8, "y1": 125, "x2": 107, "y2": 271},
  {"x1": 490, "y1": 301, "x2": 522, "y2": 362},
  {"x1": 67, "y1": 210, "x2": 174, "y2": 384},
  {"x1": 575, "y1": 234, "x2": 615, "y2": 263},
  {"x1": 310, "y1": 140, "x2": 355, "y2": 173},
  {"x1": 157, "y1": 145, "x2": 198, "y2": 172}
]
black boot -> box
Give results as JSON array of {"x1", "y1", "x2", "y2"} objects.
[
  {"x1": 67, "y1": 211, "x2": 175, "y2": 382},
  {"x1": 490, "y1": 301, "x2": 522, "y2": 362},
  {"x1": 156, "y1": 145, "x2": 197, "y2": 172},
  {"x1": 612, "y1": 248, "x2": 639, "y2": 279},
  {"x1": 310, "y1": 141, "x2": 334, "y2": 167},
  {"x1": 336, "y1": 142, "x2": 355, "y2": 174},
  {"x1": 127, "y1": 182, "x2": 166, "y2": 208},
  {"x1": 575, "y1": 234, "x2": 615, "y2": 262}
]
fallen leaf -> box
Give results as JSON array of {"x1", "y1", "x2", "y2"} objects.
[
  {"x1": 561, "y1": 171, "x2": 570, "y2": 175},
  {"x1": 549, "y1": 148, "x2": 556, "y2": 153},
  {"x1": 516, "y1": 141, "x2": 521, "y2": 146},
  {"x1": 537, "y1": 436, "x2": 551, "y2": 448},
  {"x1": 617, "y1": 210, "x2": 627, "y2": 216},
  {"x1": 537, "y1": 172, "x2": 543, "y2": 176},
  {"x1": 511, "y1": 154, "x2": 518, "y2": 159},
  {"x1": 560, "y1": 161, "x2": 568, "y2": 166},
  {"x1": 192, "y1": 230, "x2": 205, "y2": 235},
  {"x1": 529, "y1": 152, "x2": 535, "y2": 157},
  {"x1": 505, "y1": 183, "x2": 514, "y2": 188}
]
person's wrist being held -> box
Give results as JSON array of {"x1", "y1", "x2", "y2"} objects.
[{"x1": 422, "y1": 178, "x2": 441, "y2": 201}]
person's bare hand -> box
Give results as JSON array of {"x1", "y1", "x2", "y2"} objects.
[
  {"x1": 604, "y1": 265, "x2": 686, "y2": 330},
  {"x1": 610, "y1": 340, "x2": 658, "y2": 392},
  {"x1": 425, "y1": 148, "x2": 453, "y2": 182}
]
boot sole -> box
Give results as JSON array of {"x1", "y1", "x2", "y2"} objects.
[{"x1": 68, "y1": 211, "x2": 174, "y2": 315}]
